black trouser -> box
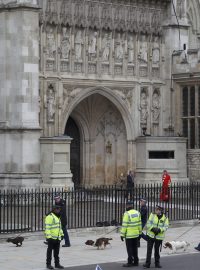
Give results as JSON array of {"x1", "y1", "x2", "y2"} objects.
[
  {"x1": 145, "y1": 237, "x2": 162, "y2": 266},
  {"x1": 125, "y1": 237, "x2": 139, "y2": 264},
  {"x1": 46, "y1": 239, "x2": 60, "y2": 266},
  {"x1": 138, "y1": 222, "x2": 148, "y2": 243},
  {"x1": 62, "y1": 225, "x2": 70, "y2": 246}
]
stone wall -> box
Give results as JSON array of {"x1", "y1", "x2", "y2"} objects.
[
  {"x1": 0, "y1": 2, "x2": 41, "y2": 188},
  {"x1": 187, "y1": 150, "x2": 200, "y2": 182}
]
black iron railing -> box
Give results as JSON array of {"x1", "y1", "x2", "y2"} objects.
[{"x1": 0, "y1": 182, "x2": 200, "y2": 233}]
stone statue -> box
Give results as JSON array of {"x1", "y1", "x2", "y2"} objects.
[
  {"x1": 115, "y1": 33, "x2": 124, "y2": 62},
  {"x1": 46, "y1": 27, "x2": 56, "y2": 59},
  {"x1": 197, "y1": 49, "x2": 200, "y2": 62},
  {"x1": 61, "y1": 27, "x2": 70, "y2": 59},
  {"x1": 128, "y1": 35, "x2": 134, "y2": 63},
  {"x1": 47, "y1": 86, "x2": 55, "y2": 122},
  {"x1": 139, "y1": 90, "x2": 148, "y2": 126},
  {"x1": 152, "y1": 91, "x2": 160, "y2": 124},
  {"x1": 152, "y1": 37, "x2": 160, "y2": 65},
  {"x1": 176, "y1": 0, "x2": 186, "y2": 19},
  {"x1": 75, "y1": 30, "x2": 83, "y2": 61},
  {"x1": 102, "y1": 33, "x2": 111, "y2": 62},
  {"x1": 88, "y1": 31, "x2": 97, "y2": 58},
  {"x1": 140, "y1": 35, "x2": 148, "y2": 63}
]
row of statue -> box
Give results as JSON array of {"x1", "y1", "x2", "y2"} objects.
[
  {"x1": 139, "y1": 89, "x2": 161, "y2": 126},
  {"x1": 46, "y1": 84, "x2": 161, "y2": 125},
  {"x1": 45, "y1": 27, "x2": 160, "y2": 65}
]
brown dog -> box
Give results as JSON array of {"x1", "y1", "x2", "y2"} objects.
[
  {"x1": 95, "y1": 237, "x2": 112, "y2": 249},
  {"x1": 85, "y1": 238, "x2": 112, "y2": 250},
  {"x1": 7, "y1": 236, "x2": 24, "y2": 247}
]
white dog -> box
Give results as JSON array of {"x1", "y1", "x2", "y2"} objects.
[{"x1": 163, "y1": 241, "x2": 190, "y2": 254}]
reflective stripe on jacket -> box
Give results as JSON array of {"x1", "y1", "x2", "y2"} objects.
[
  {"x1": 121, "y1": 209, "x2": 142, "y2": 239},
  {"x1": 146, "y1": 213, "x2": 169, "y2": 240},
  {"x1": 45, "y1": 213, "x2": 64, "y2": 240}
]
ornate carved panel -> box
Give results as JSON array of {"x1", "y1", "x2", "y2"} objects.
[
  {"x1": 39, "y1": 0, "x2": 168, "y2": 78},
  {"x1": 40, "y1": 0, "x2": 168, "y2": 35}
]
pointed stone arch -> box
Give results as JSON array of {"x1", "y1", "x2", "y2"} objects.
[
  {"x1": 63, "y1": 88, "x2": 135, "y2": 185},
  {"x1": 62, "y1": 86, "x2": 135, "y2": 141}
]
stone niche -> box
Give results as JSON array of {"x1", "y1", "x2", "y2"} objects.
[
  {"x1": 135, "y1": 136, "x2": 188, "y2": 184},
  {"x1": 40, "y1": 136, "x2": 73, "y2": 188}
]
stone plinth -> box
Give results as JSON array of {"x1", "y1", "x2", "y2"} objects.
[
  {"x1": 40, "y1": 136, "x2": 73, "y2": 188},
  {"x1": 135, "y1": 136, "x2": 188, "y2": 183}
]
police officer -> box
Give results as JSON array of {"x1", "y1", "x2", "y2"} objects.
[
  {"x1": 138, "y1": 198, "x2": 148, "y2": 247},
  {"x1": 54, "y1": 194, "x2": 71, "y2": 247},
  {"x1": 45, "y1": 205, "x2": 64, "y2": 269},
  {"x1": 121, "y1": 201, "x2": 142, "y2": 267},
  {"x1": 143, "y1": 205, "x2": 169, "y2": 269}
]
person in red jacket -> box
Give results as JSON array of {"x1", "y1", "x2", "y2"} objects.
[{"x1": 160, "y1": 170, "x2": 171, "y2": 202}]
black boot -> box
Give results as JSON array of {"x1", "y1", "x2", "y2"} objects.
[
  {"x1": 155, "y1": 263, "x2": 162, "y2": 268},
  {"x1": 122, "y1": 263, "x2": 133, "y2": 267},
  {"x1": 46, "y1": 265, "x2": 54, "y2": 270},
  {"x1": 143, "y1": 263, "x2": 150, "y2": 268},
  {"x1": 55, "y1": 264, "x2": 64, "y2": 269}
]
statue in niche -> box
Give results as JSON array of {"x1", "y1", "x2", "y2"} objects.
[
  {"x1": 46, "y1": 27, "x2": 56, "y2": 59},
  {"x1": 115, "y1": 33, "x2": 124, "y2": 62},
  {"x1": 88, "y1": 31, "x2": 97, "y2": 59},
  {"x1": 47, "y1": 85, "x2": 56, "y2": 122},
  {"x1": 128, "y1": 35, "x2": 134, "y2": 63},
  {"x1": 152, "y1": 36, "x2": 160, "y2": 65},
  {"x1": 75, "y1": 30, "x2": 83, "y2": 61},
  {"x1": 176, "y1": 0, "x2": 186, "y2": 19},
  {"x1": 139, "y1": 8, "x2": 145, "y2": 28},
  {"x1": 197, "y1": 49, "x2": 200, "y2": 62},
  {"x1": 61, "y1": 27, "x2": 70, "y2": 59},
  {"x1": 102, "y1": 33, "x2": 111, "y2": 62},
  {"x1": 139, "y1": 90, "x2": 148, "y2": 126},
  {"x1": 140, "y1": 35, "x2": 148, "y2": 63},
  {"x1": 152, "y1": 90, "x2": 160, "y2": 124}
]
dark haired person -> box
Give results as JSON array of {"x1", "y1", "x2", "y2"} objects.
[
  {"x1": 121, "y1": 201, "x2": 142, "y2": 267},
  {"x1": 143, "y1": 205, "x2": 169, "y2": 269},
  {"x1": 54, "y1": 194, "x2": 71, "y2": 247},
  {"x1": 45, "y1": 205, "x2": 64, "y2": 269}
]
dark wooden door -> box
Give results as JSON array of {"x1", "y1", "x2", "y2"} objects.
[{"x1": 65, "y1": 117, "x2": 80, "y2": 186}]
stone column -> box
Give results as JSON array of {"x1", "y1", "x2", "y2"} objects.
[
  {"x1": 40, "y1": 136, "x2": 73, "y2": 188},
  {"x1": 162, "y1": 0, "x2": 189, "y2": 134},
  {"x1": 0, "y1": 1, "x2": 41, "y2": 188}
]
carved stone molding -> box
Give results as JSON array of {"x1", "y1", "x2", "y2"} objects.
[
  {"x1": 63, "y1": 85, "x2": 85, "y2": 109},
  {"x1": 113, "y1": 88, "x2": 133, "y2": 112},
  {"x1": 40, "y1": 0, "x2": 168, "y2": 35}
]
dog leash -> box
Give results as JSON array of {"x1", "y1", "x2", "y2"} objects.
[
  {"x1": 98, "y1": 226, "x2": 121, "y2": 238},
  {"x1": 174, "y1": 222, "x2": 200, "y2": 241}
]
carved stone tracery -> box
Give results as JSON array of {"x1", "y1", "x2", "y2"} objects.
[{"x1": 40, "y1": 0, "x2": 167, "y2": 35}]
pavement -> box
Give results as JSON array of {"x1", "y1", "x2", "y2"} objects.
[{"x1": 1, "y1": 221, "x2": 200, "y2": 270}]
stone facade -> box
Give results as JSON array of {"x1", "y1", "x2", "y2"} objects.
[
  {"x1": 0, "y1": 0, "x2": 199, "y2": 188},
  {"x1": 0, "y1": 0, "x2": 41, "y2": 188}
]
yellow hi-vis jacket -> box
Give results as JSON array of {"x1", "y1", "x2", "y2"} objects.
[
  {"x1": 45, "y1": 213, "x2": 64, "y2": 241},
  {"x1": 121, "y1": 209, "x2": 142, "y2": 239},
  {"x1": 146, "y1": 213, "x2": 169, "y2": 240}
]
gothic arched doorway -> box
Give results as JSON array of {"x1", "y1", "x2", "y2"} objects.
[
  {"x1": 64, "y1": 117, "x2": 80, "y2": 186},
  {"x1": 64, "y1": 93, "x2": 128, "y2": 186}
]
